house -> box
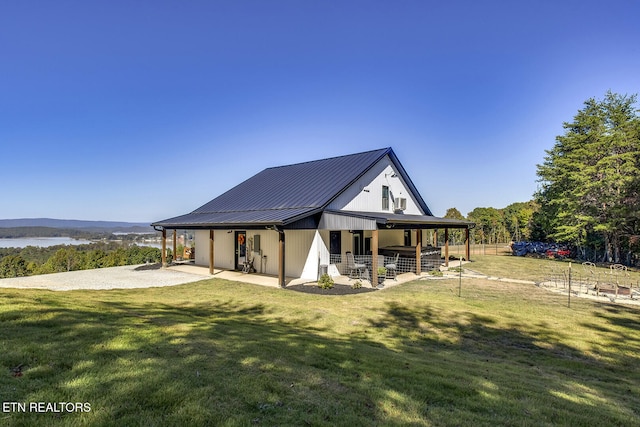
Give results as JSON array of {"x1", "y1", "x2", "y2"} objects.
[{"x1": 152, "y1": 147, "x2": 473, "y2": 286}]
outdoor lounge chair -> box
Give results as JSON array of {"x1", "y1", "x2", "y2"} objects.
[
  {"x1": 385, "y1": 253, "x2": 399, "y2": 280},
  {"x1": 345, "y1": 251, "x2": 365, "y2": 279}
]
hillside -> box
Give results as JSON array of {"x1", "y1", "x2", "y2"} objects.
[{"x1": 0, "y1": 218, "x2": 153, "y2": 233}]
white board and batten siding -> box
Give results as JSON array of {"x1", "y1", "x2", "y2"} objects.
[
  {"x1": 327, "y1": 154, "x2": 424, "y2": 215},
  {"x1": 194, "y1": 229, "x2": 316, "y2": 278}
]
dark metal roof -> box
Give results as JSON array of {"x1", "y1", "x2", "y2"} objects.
[
  {"x1": 192, "y1": 148, "x2": 390, "y2": 213},
  {"x1": 152, "y1": 147, "x2": 442, "y2": 229},
  {"x1": 152, "y1": 208, "x2": 318, "y2": 229}
]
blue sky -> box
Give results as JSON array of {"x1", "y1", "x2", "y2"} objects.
[{"x1": 1, "y1": 1, "x2": 639, "y2": 222}]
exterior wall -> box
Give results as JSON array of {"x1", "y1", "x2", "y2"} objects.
[
  {"x1": 284, "y1": 230, "x2": 316, "y2": 277},
  {"x1": 378, "y1": 229, "x2": 405, "y2": 247},
  {"x1": 248, "y1": 230, "x2": 276, "y2": 275},
  {"x1": 327, "y1": 154, "x2": 424, "y2": 215},
  {"x1": 194, "y1": 229, "x2": 315, "y2": 278},
  {"x1": 194, "y1": 229, "x2": 235, "y2": 269}
]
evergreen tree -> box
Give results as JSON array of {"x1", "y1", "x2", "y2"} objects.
[{"x1": 536, "y1": 91, "x2": 640, "y2": 263}]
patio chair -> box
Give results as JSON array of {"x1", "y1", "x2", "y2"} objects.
[
  {"x1": 385, "y1": 253, "x2": 399, "y2": 280},
  {"x1": 345, "y1": 251, "x2": 365, "y2": 279}
]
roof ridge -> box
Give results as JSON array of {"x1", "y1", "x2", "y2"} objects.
[
  {"x1": 190, "y1": 206, "x2": 319, "y2": 214},
  {"x1": 265, "y1": 147, "x2": 390, "y2": 170}
]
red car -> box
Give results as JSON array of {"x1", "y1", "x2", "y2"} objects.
[{"x1": 546, "y1": 247, "x2": 571, "y2": 258}]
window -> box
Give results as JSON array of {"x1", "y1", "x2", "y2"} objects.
[{"x1": 382, "y1": 185, "x2": 389, "y2": 210}]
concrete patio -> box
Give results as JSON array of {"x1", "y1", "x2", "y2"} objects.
[{"x1": 167, "y1": 262, "x2": 463, "y2": 290}]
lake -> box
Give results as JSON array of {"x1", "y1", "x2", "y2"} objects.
[
  {"x1": 0, "y1": 237, "x2": 96, "y2": 248},
  {"x1": 0, "y1": 237, "x2": 165, "y2": 249}
]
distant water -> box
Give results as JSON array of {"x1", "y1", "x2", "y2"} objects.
[
  {"x1": 0, "y1": 237, "x2": 96, "y2": 248},
  {"x1": 0, "y1": 237, "x2": 164, "y2": 249}
]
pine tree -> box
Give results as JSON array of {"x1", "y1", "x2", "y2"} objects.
[{"x1": 536, "y1": 91, "x2": 640, "y2": 263}]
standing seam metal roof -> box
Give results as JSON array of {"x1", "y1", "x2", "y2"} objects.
[
  {"x1": 152, "y1": 147, "x2": 436, "y2": 228},
  {"x1": 192, "y1": 148, "x2": 390, "y2": 213}
]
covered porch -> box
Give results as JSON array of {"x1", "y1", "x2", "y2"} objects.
[
  {"x1": 155, "y1": 210, "x2": 473, "y2": 288},
  {"x1": 165, "y1": 262, "x2": 439, "y2": 290}
]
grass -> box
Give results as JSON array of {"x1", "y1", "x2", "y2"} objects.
[
  {"x1": 469, "y1": 254, "x2": 640, "y2": 286},
  {"x1": 1, "y1": 258, "x2": 639, "y2": 426}
]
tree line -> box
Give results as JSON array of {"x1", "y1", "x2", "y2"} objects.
[
  {"x1": 0, "y1": 242, "x2": 161, "y2": 279},
  {"x1": 442, "y1": 201, "x2": 539, "y2": 247},
  {"x1": 443, "y1": 91, "x2": 640, "y2": 266}
]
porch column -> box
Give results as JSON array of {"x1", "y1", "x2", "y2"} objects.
[
  {"x1": 278, "y1": 230, "x2": 286, "y2": 287},
  {"x1": 465, "y1": 227, "x2": 470, "y2": 262},
  {"x1": 161, "y1": 229, "x2": 167, "y2": 267},
  {"x1": 444, "y1": 228, "x2": 449, "y2": 267},
  {"x1": 173, "y1": 230, "x2": 177, "y2": 261},
  {"x1": 209, "y1": 229, "x2": 215, "y2": 275},
  {"x1": 433, "y1": 229, "x2": 438, "y2": 247},
  {"x1": 372, "y1": 229, "x2": 379, "y2": 285},
  {"x1": 415, "y1": 229, "x2": 422, "y2": 275}
]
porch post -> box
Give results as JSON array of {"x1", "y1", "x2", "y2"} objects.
[
  {"x1": 433, "y1": 229, "x2": 438, "y2": 247},
  {"x1": 372, "y1": 229, "x2": 379, "y2": 285},
  {"x1": 465, "y1": 227, "x2": 470, "y2": 262},
  {"x1": 415, "y1": 229, "x2": 422, "y2": 275},
  {"x1": 173, "y1": 230, "x2": 177, "y2": 261},
  {"x1": 209, "y1": 229, "x2": 215, "y2": 275},
  {"x1": 278, "y1": 230, "x2": 285, "y2": 287},
  {"x1": 444, "y1": 228, "x2": 450, "y2": 267},
  {"x1": 161, "y1": 229, "x2": 167, "y2": 267}
]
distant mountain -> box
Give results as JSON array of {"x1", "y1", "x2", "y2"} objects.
[{"x1": 0, "y1": 218, "x2": 153, "y2": 233}]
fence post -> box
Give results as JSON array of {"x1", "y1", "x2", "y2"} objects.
[
  {"x1": 458, "y1": 260, "x2": 462, "y2": 297},
  {"x1": 568, "y1": 262, "x2": 572, "y2": 308}
]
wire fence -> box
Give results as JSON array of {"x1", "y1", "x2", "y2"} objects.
[
  {"x1": 328, "y1": 253, "x2": 441, "y2": 280},
  {"x1": 444, "y1": 243, "x2": 513, "y2": 257},
  {"x1": 537, "y1": 262, "x2": 640, "y2": 304}
]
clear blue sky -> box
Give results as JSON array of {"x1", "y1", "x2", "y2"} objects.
[{"x1": 1, "y1": 1, "x2": 639, "y2": 222}]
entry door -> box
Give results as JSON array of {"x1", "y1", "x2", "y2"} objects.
[
  {"x1": 353, "y1": 230, "x2": 365, "y2": 256},
  {"x1": 235, "y1": 231, "x2": 246, "y2": 270}
]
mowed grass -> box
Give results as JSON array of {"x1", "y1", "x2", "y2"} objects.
[
  {"x1": 470, "y1": 254, "x2": 640, "y2": 285},
  {"x1": 1, "y1": 259, "x2": 639, "y2": 426}
]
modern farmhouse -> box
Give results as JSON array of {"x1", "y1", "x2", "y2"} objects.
[{"x1": 152, "y1": 148, "x2": 473, "y2": 286}]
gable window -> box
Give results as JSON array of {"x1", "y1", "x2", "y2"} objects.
[{"x1": 382, "y1": 185, "x2": 389, "y2": 210}]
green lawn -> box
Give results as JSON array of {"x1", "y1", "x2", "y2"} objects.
[{"x1": 1, "y1": 260, "x2": 639, "y2": 426}]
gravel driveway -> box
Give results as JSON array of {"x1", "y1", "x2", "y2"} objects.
[{"x1": 0, "y1": 264, "x2": 207, "y2": 291}]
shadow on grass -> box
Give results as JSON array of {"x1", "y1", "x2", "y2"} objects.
[{"x1": 1, "y1": 288, "x2": 639, "y2": 426}]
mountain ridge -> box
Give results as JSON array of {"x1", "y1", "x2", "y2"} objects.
[{"x1": 0, "y1": 218, "x2": 152, "y2": 231}]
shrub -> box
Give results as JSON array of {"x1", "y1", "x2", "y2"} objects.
[
  {"x1": 351, "y1": 280, "x2": 363, "y2": 290},
  {"x1": 318, "y1": 273, "x2": 334, "y2": 289}
]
